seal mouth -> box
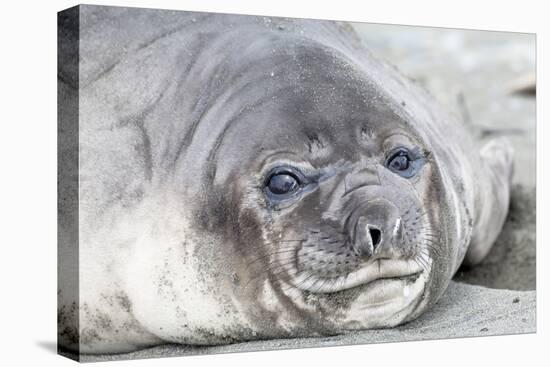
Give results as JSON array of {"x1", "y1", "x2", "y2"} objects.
[{"x1": 289, "y1": 257, "x2": 426, "y2": 294}]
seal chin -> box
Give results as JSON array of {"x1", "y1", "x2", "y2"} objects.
[
  {"x1": 340, "y1": 268, "x2": 430, "y2": 330},
  {"x1": 284, "y1": 254, "x2": 432, "y2": 329}
]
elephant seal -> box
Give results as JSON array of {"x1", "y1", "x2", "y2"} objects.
[{"x1": 58, "y1": 6, "x2": 514, "y2": 354}]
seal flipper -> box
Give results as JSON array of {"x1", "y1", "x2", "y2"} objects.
[{"x1": 464, "y1": 137, "x2": 514, "y2": 266}]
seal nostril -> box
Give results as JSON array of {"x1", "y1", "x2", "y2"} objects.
[{"x1": 369, "y1": 227, "x2": 382, "y2": 249}]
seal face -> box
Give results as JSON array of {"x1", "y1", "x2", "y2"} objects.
[
  {"x1": 194, "y1": 68, "x2": 447, "y2": 337},
  {"x1": 58, "y1": 6, "x2": 514, "y2": 354}
]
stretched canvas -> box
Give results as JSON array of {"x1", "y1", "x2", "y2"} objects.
[{"x1": 58, "y1": 4, "x2": 536, "y2": 362}]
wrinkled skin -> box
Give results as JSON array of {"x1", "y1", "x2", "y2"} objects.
[{"x1": 58, "y1": 6, "x2": 513, "y2": 354}]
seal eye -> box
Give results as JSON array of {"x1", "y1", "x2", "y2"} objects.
[
  {"x1": 385, "y1": 148, "x2": 419, "y2": 178},
  {"x1": 266, "y1": 173, "x2": 300, "y2": 195},
  {"x1": 388, "y1": 151, "x2": 410, "y2": 171}
]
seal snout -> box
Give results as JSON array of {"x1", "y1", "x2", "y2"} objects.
[{"x1": 351, "y1": 199, "x2": 404, "y2": 260}]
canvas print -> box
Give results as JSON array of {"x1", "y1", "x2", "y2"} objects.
[{"x1": 57, "y1": 4, "x2": 536, "y2": 362}]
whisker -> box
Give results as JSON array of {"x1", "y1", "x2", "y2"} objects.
[
  {"x1": 226, "y1": 241, "x2": 296, "y2": 258},
  {"x1": 414, "y1": 258, "x2": 429, "y2": 273},
  {"x1": 314, "y1": 277, "x2": 331, "y2": 293},
  {"x1": 240, "y1": 259, "x2": 299, "y2": 290},
  {"x1": 279, "y1": 271, "x2": 317, "y2": 295},
  {"x1": 422, "y1": 243, "x2": 442, "y2": 256},
  {"x1": 423, "y1": 240, "x2": 442, "y2": 250},
  {"x1": 243, "y1": 248, "x2": 299, "y2": 269}
]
